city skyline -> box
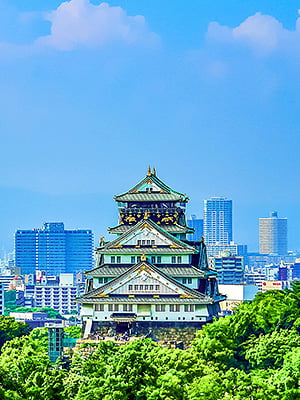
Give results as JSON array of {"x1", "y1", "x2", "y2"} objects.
[
  {"x1": 0, "y1": 188, "x2": 292, "y2": 257},
  {"x1": 0, "y1": 1, "x2": 300, "y2": 253}
]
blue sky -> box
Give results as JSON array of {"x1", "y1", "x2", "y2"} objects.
[{"x1": 1, "y1": 0, "x2": 300, "y2": 253}]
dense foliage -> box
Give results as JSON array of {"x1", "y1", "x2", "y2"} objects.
[{"x1": 1, "y1": 284, "x2": 300, "y2": 399}]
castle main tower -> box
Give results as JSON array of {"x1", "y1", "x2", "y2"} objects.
[{"x1": 78, "y1": 168, "x2": 224, "y2": 336}]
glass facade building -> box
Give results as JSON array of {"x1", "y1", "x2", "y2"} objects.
[
  {"x1": 187, "y1": 215, "x2": 204, "y2": 241},
  {"x1": 203, "y1": 197, "x2": 232, "y2": 245},
  {"x1": 15, "y1": 222, "x2": 93, "y2": 275}
]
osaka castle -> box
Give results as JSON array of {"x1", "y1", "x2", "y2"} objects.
[{"x1": 78, "y1": 168, "x2": 225, "y2": 336}]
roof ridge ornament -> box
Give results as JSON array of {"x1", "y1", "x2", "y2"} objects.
[
  {"x1": 99, "y1": 236, "x2": 105, "y2": 246},
  {"x1": 147, "y1": 166, "x2": 152, "y2": 176},
  {"x1": 152, "y1": 167, "x2": 156, "y2": 176},
  {"x1": 144, "y1": 210, "x2": 150, "y2": 219}
]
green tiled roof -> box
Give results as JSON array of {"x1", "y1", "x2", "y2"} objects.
[
  {"x1": 85, "y1": 265, "x2": 206, "y2": 278},
  {"x1": 115, "y1": 193, "x2": 186, "y2": 202},
  {"x1": 114, "y1": 173, "x2": 189, "y2": 203},
  {"x1": 76, "y1": 296, "x2": 213, "y2": 305},
  {"x1": 81, "y1": 260, "x2": 209, "y2": 301},
  {"x1": 97, "y1": 247, "x2": 196, "y2": 255},
  {"x1": 99, "y1": 218, "x2": 197, "y2": 253},
  {"x1": 108, "y1": 223, "x2": 193, "y2": 235}
]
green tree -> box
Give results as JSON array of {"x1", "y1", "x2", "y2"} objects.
[
  {"x1": 64, "y1": 326, "x2": 81, "y2": 338},
  {"x1": 0, "y1": 315, "x2": 31, "y2": 348}
]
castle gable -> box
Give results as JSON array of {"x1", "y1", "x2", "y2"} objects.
[{"x1": 83, "y1": 261, "x2": 206, "y2": 300}]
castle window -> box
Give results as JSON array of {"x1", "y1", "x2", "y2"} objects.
[
  {"x1": 137, "y1": 256, "x2": 141, "y2": 262},
  {"x1": 184, "y1": 305, "x2": 195, "y2": 312},
  {"x1": 116, "y1": 256, "x2": 121, "y2": 264},
  {"x1": 149, "y1": 285, "x2": 154, "y2": 290},
  {"x1": 171, "y1": 256, "x2": 176, "y2": 263},
  {"x1": 155, "y1": 304, "x2": 165, "y2": 312},
  {"x1": 123, "y1": 304, "x2": 133, "y2": 312},
  {"x1": 108, "y1": 304, "x2": 119, "y2": 312},
  {"x1": 137, "y1": 240, "x2": 141, "y2": 245},
  {"x1": 131, "y1": 256, "x2": 136, "y2": 263},
  {"x1": 188, "y1": 278, "x2": 192, "y2": 284},
  {"x1": 151, "y1": 240, "x2": 155, "y2": 245},
  {"x1": 128, "y1": 285, "x2": 133, "y2": 290},
  {"x1": 155, "y1": 285, "x2": 160, "y2": 290},
  {"x1": 151, "y1": 256, "x2": 156, "y2": 263},
  {"x1": 142, "y1": 240, "x2": 146, "y2": 245},
  {"x1": 111, "y1": 256, "x2": 115, "y2": 263},
  {"x1": 182, "y1": 278, "x2": 187, "y2": 284},
  {"x1": 170, "y1": 305, "x2": 180, "y2": 312},
  {"x1": 98, "y1": 278, "x2": 103, "y2": 284},
  {"x1": 94, "y1": 304, "x2": 104, "y2": 311},
  {"x1": 157, "y1": 256, "x2": 161, "y2": 263},
  {"x1": 177, "y1": 256, "x2": 182, "y2": 263}
]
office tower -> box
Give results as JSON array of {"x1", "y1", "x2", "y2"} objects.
[
  {"x1": 187, "y1": 215, "x2": 204, "y2": 241},
  {"x1": 210, "y1": 254, "x2": 244, "y2": 284},
  {"x1": 15, "y1": 222, "x2": 93, "y2": 276},
  {"x1": 259, "y1": 211, "x2": 287, "y2": 255},
  {"x1": 0, "y1": 284, "x2": 3, "y2": 315},
  {"x1": 203, "y1": 197, "x2": 232, "y2": 245}
]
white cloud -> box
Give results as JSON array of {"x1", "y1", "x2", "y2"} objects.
[
  {"x1": 36, "y1": 0, "x2": 158, "y2": 50},
  {"x1": 207, "y1": 12, "x2": 300, "y2": 55}
]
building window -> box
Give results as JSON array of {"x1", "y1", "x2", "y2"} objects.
[
  {"x1": 98, "y1": 277, "x2": 103, "y2": 284},
  {"x1": 151, "y1": 256, "x2": 156, "y2": 263},
  {"x1": 131, "y1": 256, "x2": 136, "y2": 263},
  {"x1": 177, "y1": 256, "x2": 182, "y2": 263},
  {"x1": 111, "y1": 256, "x2": 115, "y2": 263},
  {"x1": 155, "y1": 304, "x2": 166, "y2": 312},
  {"x1": 137, "y1": 256, "x2": 141, "y2": 262},
  {"x1": 151, "y1": 240, "x2": 155, "y2": 245},
  {"x1": 187, "y1": 278, "x2": 192, "y2": 284},
  {"x1": 104, "y1": 277, "x2": 109, "y2": 283},
  {"x1": 123, "y1": 304, "x2": 133, "y2": 312},
  {"x1": 137, "y1": 240, "x2": 141, "y2": 245},
  {"x1": 116, "y1": 256, "x2": 121, "y2": 264},
  {"x1": 170, "y1": 305, "x2": 180, "y2": 312},
  {"x1": 94, "y1": 304, "x2": 104, "y2": 311},
  {"x1": 171, "y1": 256, "x2": 176, "y2": 263},
  {"x1": 184, "y1": 305, "x2": 195, "y2": 312},
  {"x1": 157, "y1": 256, "x2": 161, "y2": 263},
  {"x1": 182, "y1": 278, "x2": 187, "y2": 284},
  {"x1": 128, "y1": 285, "x2": 133, "y2": 290},
  {"x1": 155, "y1": 285, "x2": 160, "y2": 290}
]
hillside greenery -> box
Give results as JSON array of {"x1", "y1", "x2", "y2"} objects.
[{"x1": 0, "y1": 283, "x2": 300, "y2": 399}]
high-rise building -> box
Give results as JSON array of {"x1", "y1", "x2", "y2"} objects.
[
  {"x1": 203, "y1": 197, "x2": 232, "y2": 245},
  {"x1": 210, "y1": 253, "x2": 244, "y2": 285},
  {"x1": 187, "y1": 215, "x2": 203, "y2": 241},
  {"x1": 78, "y1": 168, "x2": 225, "y2": 338},
  {"x1": 0, "y1": 284, "x2": 4, "y2": 315},
  {"x1": 15, "y1": 222, "x2": 93, "y2": 276},
  {"x1": 259, "y1": 211, "x2": 287, "y2": 255}
]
